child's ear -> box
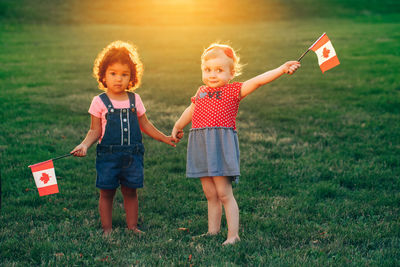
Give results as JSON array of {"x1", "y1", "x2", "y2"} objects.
[{"x1": 231, "y1": 69, "x2": 236, "y2": 77}]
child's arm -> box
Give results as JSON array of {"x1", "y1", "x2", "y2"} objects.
[
  {"x1": 138, "y1": 114, "x2": 177, "y2": 147},
  {"x1": 240, "y1": 61, "x2": 300, "y2": 99},
  {"x1": 172, "y1": 103, "x2": 195, "y2": 139},
  {"x1": 71, "y1": 115, "x2": 102, "y2": 157}
]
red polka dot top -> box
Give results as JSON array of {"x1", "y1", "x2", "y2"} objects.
[{"x1": 191, "y1": 82, "x2": 242, "y2": 130}]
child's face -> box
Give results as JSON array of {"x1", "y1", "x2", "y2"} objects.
[
  {"x1": 104, "y1": 62, "x2": 131, "y2": 94},
  {"x1": 201, "y1": 56, "x2": 234, "y2": 88}
]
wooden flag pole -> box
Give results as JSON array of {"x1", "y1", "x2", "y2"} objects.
[
  {"x1": 52, "y1": 153, "x2": 73, "y2": 161},
  {"x1": 298, "y1": 32, "x2": 326, "y2": 62},
  {"x1": 297, "y1": 49, "x2": 310, "y2": 62},
  {"x1": 28, "y1": 153, "x2": 72, "y2": 168}
]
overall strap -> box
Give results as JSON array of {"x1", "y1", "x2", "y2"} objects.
[
  {"x1": 127, "y1": 92, "x2": 136, "y2": 111},
  {"x1": 98, "y1": 93, "x2": 114, "y2": 112}
]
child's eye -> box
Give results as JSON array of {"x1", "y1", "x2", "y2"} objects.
[
  {"x1": 123, "y1": 74, "x2": 129, "y2": 77},
  {"x1": 217, "y1": 69, "x2": 223, "y2": 73}
]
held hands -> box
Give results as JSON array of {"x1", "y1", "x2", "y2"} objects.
[
  {"x1": 171, "y1": 127, "x2": 184, "y2": 141},
  {"x1": 163, "y1": 126, "x2": 184, "y2": 147},
  {"x1": 70, "y1": 143, "x2": 88, "y2": 157},
  {"x1": 280, "y1": 61, "x2": 301, "y2": 75},
  {"x1": 164, "y1": 135, "x2": 181, "y2": 147},
  {"x1": 160, "y1": 127, "x2": 184, "y2": 148}
]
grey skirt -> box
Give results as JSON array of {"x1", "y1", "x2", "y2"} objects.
[{"x1": 187, "y1": 127, "x2": 240, "y2": 183}]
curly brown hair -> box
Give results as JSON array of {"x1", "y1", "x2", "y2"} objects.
[{"x1": 93, "y1": 41, "x2": 144, "y2": 91}]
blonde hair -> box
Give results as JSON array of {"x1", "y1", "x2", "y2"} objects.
[
  {"x1": 201, "y1": 43, "x2": 242, "y2": 76},
  {"x1": 93, "y1": 40, "x2": 144, "y2": 91}
]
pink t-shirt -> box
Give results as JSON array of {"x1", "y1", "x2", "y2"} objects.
[
  {"x1": 191, "y1": 82, "x2": 242, "y2": 130},
  {"x1": 89, "y1": 93, "x2": 146, "y2": 142}
]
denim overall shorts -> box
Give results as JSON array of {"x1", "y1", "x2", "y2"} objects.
[{"x1": 95, "y1": 92, "x2": 145, "y2": 189}]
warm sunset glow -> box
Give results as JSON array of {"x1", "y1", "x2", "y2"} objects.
[{"x1": 72, "y1": 0, "x2": 286, "y2": 26}]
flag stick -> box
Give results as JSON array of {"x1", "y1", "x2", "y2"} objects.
[
  {"x1": 28, "y1": 153, "x2": 72, "y2": 169},
  {"x1": 52, "y1": 153, "x2": 72, "y2": 161},
  {"x1": 297, "y1": 49, "x2": 310, "y2": 62},
  {"x1": 297, "y1": 32, "x2": 326, "y2": 62}
]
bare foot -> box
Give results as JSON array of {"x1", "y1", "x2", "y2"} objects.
[
  {"x1": 222, "y1": 236, "x2": 240, "y2": 246},
  {"x1": 129, "y1": 227, "x2": 145, "y2": 234},
  {"x1": 102, "y1": 229, "x2": 112, "y2": 237}
]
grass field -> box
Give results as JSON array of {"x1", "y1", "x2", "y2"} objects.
[{"x1": 1, "y1": 0, "x2": 399, "y2": 266}]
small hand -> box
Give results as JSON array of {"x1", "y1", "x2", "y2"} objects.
[
  {"x1": 176, "y1": 130, "x2": 184, "y2": 140},
  {"x1": 172, "y1": 127, "x2": 184, "y2": 140},
  {"x1": 281, "y1": 61, "x2": 301, "y2": 75},
  {"x1": 164, "y1": 136, "x2": 178, "y2": 147},
  {"x1": 71, "y1": 144, "x2": 88, "y2": 157}
]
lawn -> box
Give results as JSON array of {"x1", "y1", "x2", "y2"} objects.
[{"x1": 0, "y1": 0, "x2": 399, "y2": 265}]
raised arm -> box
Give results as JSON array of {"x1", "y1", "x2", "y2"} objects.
[
  {"x1": 239, "y1": 61, "x2": 300, "y2": 99},
  {"x1": 172, "y1": 103, "x2": 195, "y2": 139},
  {"x1": 71, "y1": 115, "x2": 102, "y2": 157},
  {"x1": 138, "y1": 114, "x2": 177, "y2": 147}
]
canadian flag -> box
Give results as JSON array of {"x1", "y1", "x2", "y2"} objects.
[
  {"x1": 309, "y1": 33, "x2": 340, "y2": 73},
  {"x1": 29, "y1": 160, "x2": 59, "y2": 196}
]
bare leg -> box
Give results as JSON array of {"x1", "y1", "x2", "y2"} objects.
[
  {"x1": 200, "y1": 177, "x2": 222, "y2": 234},
  {"x1": 121, "y1": 185, "x2": 143, "y2": 234},
  {"x1": 99, "y1": 189, "x2": 116, "y2": 234},
  {"x1": 213, "y1": 176, "x2": 240, "y2": 245}
]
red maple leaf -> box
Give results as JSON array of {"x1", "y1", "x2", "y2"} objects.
[
  {"x1": 40, "y1": 173, "x2": 50, "y2": 184},
  {"x1": 323, "y1": 47, "x2": 330, "y2": 58}
]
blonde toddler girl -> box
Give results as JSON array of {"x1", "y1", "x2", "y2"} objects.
[{"x1": 172, "y1": 43, "x2": 300, "y2": 245}]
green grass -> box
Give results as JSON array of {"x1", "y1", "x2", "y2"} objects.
[{"x1": 1, "y1": 0, "x2": 399, "y2": 266}]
